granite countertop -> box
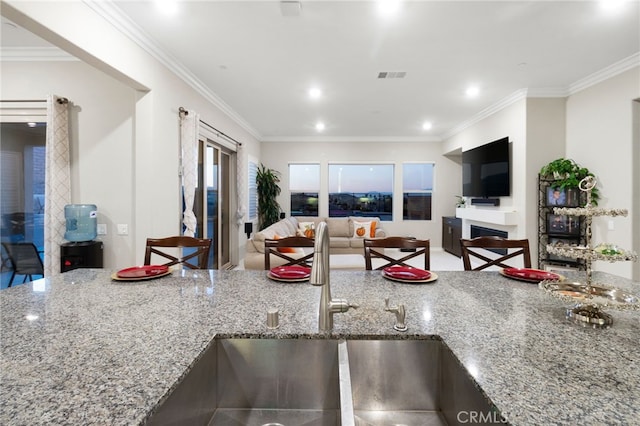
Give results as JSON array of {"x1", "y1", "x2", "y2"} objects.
[{"x1": 1, "y1": 268, "x2": 639, "y2": 425}]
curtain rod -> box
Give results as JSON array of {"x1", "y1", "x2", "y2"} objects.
[
  {"x1": 179, "y1": 106, "x2": 242, "y2": 147},
  {"x1": 1, "y1": 98, "x2": 69, "y2": 104}
]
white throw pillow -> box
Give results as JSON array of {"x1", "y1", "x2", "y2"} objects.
[
  {"x1": 297, "y1": 221, "x2": 315, "y2": 237},
  {"x1": 352, "y1": 221, "x2": 372, "y2": 238}
]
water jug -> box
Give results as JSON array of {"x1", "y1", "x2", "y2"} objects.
[{"x1": 64, "y1": 204, "x2": 97, "y2": 242}]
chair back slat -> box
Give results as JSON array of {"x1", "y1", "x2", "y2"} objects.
[
  {"x1": 144, "y1": 236, "x2": 212, "y2": 269},
  {"x1": 363, "y1": 237, "x2": 430, "y2": 270},
  {"x1": 264, "y1": 236, "x2": 315, "y2": 270},
  {"x1": 460, "y1": 236, "x2": 531, "y2": 271}
]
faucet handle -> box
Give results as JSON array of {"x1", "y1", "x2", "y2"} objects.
[
  {"x1": 384, "y1": 298, "x2": 408, "y2": 332},
  {"x1": 384, "y1": 297, "x2": 396, "y2": 311}
]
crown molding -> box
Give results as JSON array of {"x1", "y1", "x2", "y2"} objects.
[
  {"x1": 441, "y1": 89, "x2": 528, "y2": 140},
  {"x1": 568, "y1": 52, "x2": 640, "y2": 95},
  {"x1": 83, "y1": 0, "x2": 262, "y2": 141},
  {"x1": 0, "y1": 46, "x2": 78, "y2": 61},
  {"x1": 526, "y1": 87, "x2": 569, "y2": 98},
  {"x1": 260, "y1": 135, "x2": 442, "y2": 143}
]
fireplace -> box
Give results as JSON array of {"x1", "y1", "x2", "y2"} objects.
[{"x1": 470, "y1": 225, "x2": 508, "y2": 255}]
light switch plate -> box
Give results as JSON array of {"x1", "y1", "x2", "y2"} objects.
[
  {"x1": 97, "y1": 224, "x2": 107, "y2": 235},
  {"x1": 117, "y1": 224, "x2": 129, "y2": 235}
]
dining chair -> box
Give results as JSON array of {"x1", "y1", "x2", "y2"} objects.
[
  {"x1": 460, "y1": 236, "x2": 532, "y2": 271},
  {"x1": 264, "y1": 236, "x2": 315, "y2": 269},
  {"x1": 363, "y1": 237, "x2": 431, "y2": 271},
  {"x1": 1, "y1": 242, "x2": 44, "y2": 286},
  {"x1": 144, "y1": 236, "x2": 212, "y2": 270}
]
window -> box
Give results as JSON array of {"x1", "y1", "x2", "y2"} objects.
[
  {"x1": 289, "y1": 164, "x2": 320, "y2": 216},
  {"x1": 248, "y1": 160, "x2": 258, "y2": 220},
  {"x1": 403, "y1": 163, "x2": 433, "y2": 220},
  {"x1": 328, "y1": 164, "x2": 393, "y2": 220}
]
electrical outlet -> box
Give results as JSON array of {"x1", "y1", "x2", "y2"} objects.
[
  {"x1": 608, "y1": 220, "x2": 615, "y2": 231},
  {"x1": 97, "y1": 224, "x2": 107, "y2": 235},
  {"x1": 117, "y1": 224, "x2": 129, "y2": 235}
]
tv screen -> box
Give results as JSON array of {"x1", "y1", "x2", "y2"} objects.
[{"x1": 462, "y1": 137, "x2": 510, "y2": 197}]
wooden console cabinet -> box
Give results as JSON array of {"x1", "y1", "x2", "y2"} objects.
[{"x1": 442, "y1": 216, "x2": 462, "y2": 257}]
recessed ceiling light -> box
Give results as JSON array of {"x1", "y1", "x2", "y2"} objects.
[
  {"x1": 600, "y1": 0, "x2": 628, "y2": 12},
  {"x1": 377, "y1": 0, "x2": 401, "y2": 17},
  {"x1": 422, "y1": 121, "x2": 433, "y2": 131},
  {"x1": 315, "y1": 122, "x2": 325, "y2": 132},
  {"x1": 309, "y1": 87, "x2": 322, "y2": 100},
  {"x1": 155, "y1": 0, "x2": 178, "y2": 15},
  {"x1": 466, "y1": 86, "x2": 480, "y2": 98}
]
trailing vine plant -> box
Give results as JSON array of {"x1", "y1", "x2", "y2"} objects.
[{"x1": 540, "y1": 158, "x2": 599, "y2": 205}]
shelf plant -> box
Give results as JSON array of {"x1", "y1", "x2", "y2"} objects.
[
  {"x1": 539, "y1": 158, "x2": 599, "y2": 205},
  {"x1": 256, "y1": 163, "x2": 282, "y2": 230}
]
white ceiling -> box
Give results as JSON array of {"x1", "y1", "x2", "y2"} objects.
[{"x1": 2, "y1": 1, "x2": 639, "y2": 142}]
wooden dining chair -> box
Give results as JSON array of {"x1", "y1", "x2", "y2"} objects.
[
  {"x1": 363, "y1": 237, "x2": 430, "y2": 271},
  {"x1": 460, "y1": 236, "x2": 532, "y2": 271},
  {"x1": 144, "y1": 236, "x2": 212, "y2": 270},
  {"x1": 1, "y1": 242, "x2": 44, "y2": 286},
  {"x1": 264, "y1": 236, "x2": 315, "y2": 269}
]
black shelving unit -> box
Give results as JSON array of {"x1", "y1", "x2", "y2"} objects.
[
  {"x1": 537, "y1": 176, "x2": 587, "y2": 271},
  {"x1": 442, "y1": 216, "x2": 462, "y2": 258},
  {"x1": 60, "y1": 240, "x2": 104, "y2": 272}
]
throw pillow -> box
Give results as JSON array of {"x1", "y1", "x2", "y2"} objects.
[
  {"x1": 273, "y1": 234, "x2": 296, "y2": 253},
  {"x1": 370, "y1": 220, "x2": 377, "y2": 237},
  {"x1": 297, "y1": 222, "x2": 315, "y2": 238},
  {"x1": 352, "y1": 221, "x2": 372, "y2": 238}
]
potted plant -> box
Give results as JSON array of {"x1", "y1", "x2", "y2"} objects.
[
  {"x1": 455, "y1": 195, "x2": 466, "y2": 208},
  {"x1": 256, "y1": 163, "x2": 282, "y2": 230},
  {"x1": 539, "y1": 158, "x2": 599, "y2": 204}
]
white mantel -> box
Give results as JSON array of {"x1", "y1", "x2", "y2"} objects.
[{"x1": 455, "y1": 207, "x2": 519, "y2": 226}]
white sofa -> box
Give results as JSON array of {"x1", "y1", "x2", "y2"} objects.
[{"x1": 244, "y1": 215, "x2": 386, "y2": 270}]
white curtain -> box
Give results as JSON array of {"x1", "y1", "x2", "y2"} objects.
[
  {"x1": 180, "y1": 109, "x2": 199, "y2": 237},
  {"x1": 44, "y1": 95, "x2": 71, "y2": 276},
  {"x1": 236, "y1": 143, "x2": 246, "y2": 226}
]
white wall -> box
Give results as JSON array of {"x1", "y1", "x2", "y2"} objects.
[
  {"x1": 261, "y1": 141, "x2": 460, "y2": 246},
  {"x1": 565, "y1": 67, "x2": 640, "y2": 279},
  {"x1": 2, "y1": 1, "x2": 261, "y2": 269},
  {"x1": 442, "y1": 99, "x2": 528, "y2": 244},
  {"x1": 525, "y1": 97, "x2": 567, "y2": 261},
  {"x1": 1, "y1": 60, "x2": 138, "y2": 268}
]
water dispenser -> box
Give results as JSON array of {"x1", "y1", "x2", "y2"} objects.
[{"x1": 64, "y1": 204, "x2": 97, "y2": 242}]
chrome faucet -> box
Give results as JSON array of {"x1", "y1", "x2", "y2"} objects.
[{"x1": 310, "y1": 222, "x2": 358, "y2": 331}]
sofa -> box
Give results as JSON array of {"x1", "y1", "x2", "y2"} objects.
[{"x1": 244, "y1": 215, "x2": 386, "y2": 270}]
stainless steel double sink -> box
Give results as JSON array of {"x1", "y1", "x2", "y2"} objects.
[{"x1": 146, "y1": 338, "x2": 502, "y2": 426}]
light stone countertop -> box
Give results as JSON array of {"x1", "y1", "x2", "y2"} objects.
[{"x1": 1, "y1": 268, "x2": 639, "y2": 425}]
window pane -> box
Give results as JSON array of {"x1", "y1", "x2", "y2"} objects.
[
  {"x1": 328, "y1": 164, "x2": 393, "y2": 220},
  {"x1": 403, "y1": 163, "x2": 433, "y2": 220},
  {"x1": 290, "y1": 164, "x2": 320, "y2": 217}
]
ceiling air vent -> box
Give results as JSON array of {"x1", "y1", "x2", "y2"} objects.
[{"x1": 377, "y1": 71, "x2": 407, "y2": 79}]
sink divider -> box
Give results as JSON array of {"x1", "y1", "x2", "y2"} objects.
[{"x1": 337, "y1": 339, "x2": 356, "y2": 426}]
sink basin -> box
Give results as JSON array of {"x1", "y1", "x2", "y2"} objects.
[
  {"x1": 345, "y1": 339, "x2": 500, "y2": 426},
  {"x1": 145, "y1": 338, "x2": 500, "y2": 426},
  {"x1": 146, "y1": 338, "x2": 340, "y2": 426}
]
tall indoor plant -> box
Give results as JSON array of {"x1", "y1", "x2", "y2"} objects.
[
  {"x1": 539, "y1": 158, "x2": 599, "y2": 204},
  {"x1": 256, "y1": 163, "x2": 282, "y2": 230}
]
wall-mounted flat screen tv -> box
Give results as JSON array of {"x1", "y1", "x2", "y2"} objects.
[{"x1": 462, "y1": 137, "x2": 511, "y2": 197}]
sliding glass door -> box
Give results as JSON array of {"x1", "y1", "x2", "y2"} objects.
[
  {"x1": 0, "y1": 122, "x2": 46, "y2": 287},
  {"x1": 194, "y1": 139, "x2": 231, "y2": 269}
]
